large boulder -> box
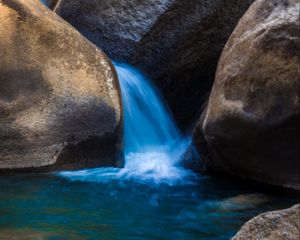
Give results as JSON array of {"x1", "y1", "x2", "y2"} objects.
[
  {"x1": 0, "y1": 0, "x2": 123, "y2": 172},
  {"x1": 232, "y1": 204, "x2": 300, "y2": 240},
  {"x1": 194, "y1": 0, "x2": 300, "y2": 189},
  {"x1": 54, "y1": 0, "x2": 255, "y2": 128}
]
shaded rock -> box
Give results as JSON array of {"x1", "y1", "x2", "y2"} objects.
[
  {"x1": 54, "y1": 0, "x2": 175, "y2": 62},
  {"x1": 54, "y1": 0, "x2": 255, "y2": 128},
  {"x1": 194, "y1": 0, "x2": 300, "y2": 190},
  {"x1": 232, "y1": 204, "x2": 300, "y2": 240},
  {"x1": 0, "y1": 0, "x2": 123, "y2": 172}
]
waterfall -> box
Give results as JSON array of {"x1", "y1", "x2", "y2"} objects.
[
  {"x1": 116, "y1": 62, "x2": 182, "y2": 154},
  {"x1": 115, "y1": 63, "x2": 192, "y2": 183},
  {"x1": 58, "y1": 63, "x2": 196, "y2": 185}
]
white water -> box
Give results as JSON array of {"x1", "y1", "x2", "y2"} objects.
[{"x1": 58, "y1": 63, "x2": 196, "y2": 185}]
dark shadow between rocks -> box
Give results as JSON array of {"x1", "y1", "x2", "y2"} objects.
[
  {"x1": 54, "y1": 0, "x2": 255, "y2": 131},
  {"x1": 128, "y1": 0, "x2": 256, "y2": 130}
]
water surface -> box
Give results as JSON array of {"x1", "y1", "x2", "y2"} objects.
[{"x1": 0, "y1": 173, "x2": 297, "y2": 239}]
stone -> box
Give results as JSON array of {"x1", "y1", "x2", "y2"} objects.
[
  {"x1": 232, "y1": 204, "x2": 300, "y2": 240},
  {"x1": 194, "y1": 0, "x2": 300, "y2": 190},
  {"x1": 0, "y1": 0, "x2": 123, "y2": 172},
  {"x1": 54, "y1": 0, "x2": 255, "y2": 128},
  {"x1": 216, "y1": 194, "x2": 269, "y2": 212}
]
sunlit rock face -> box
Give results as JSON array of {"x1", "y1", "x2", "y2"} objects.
[
  {"x1": 0, "y1": 0, "x2": 123, "y2": 172},
  {"x1": 194, "y1": 0, "x2": 300, "y2": 190},
  {"x1": 54, "y1": 0, "x2": 255, "y2": 129},
  {"x1": 232, "y1": 204, "x2": 300, "y2": 240}
]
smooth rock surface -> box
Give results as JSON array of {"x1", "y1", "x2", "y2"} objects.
[
  {"x1": 0, "y1": 0, "x2": 123, "y2": 172},
  {"x1": 232, "y1": 204, "x2": 300, "y2": 240},
  {"x1": 194, "y1": 0, "x2": 300, "y2": 189},
  {"x1": 54, "y1": 0, "x2": 255, "y2": 128}
]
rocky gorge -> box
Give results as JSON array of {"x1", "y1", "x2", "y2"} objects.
[{"x1": 0, "y1": 0, "x2": 299, "y2": 239}]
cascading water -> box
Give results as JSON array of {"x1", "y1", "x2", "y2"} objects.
[
  {"x1": 117, "y1": 62, "x2": 182, "y2": 154},
  {"x1": 58, "y1": 63, "x2": 196, "y2": 185},
  {"x1": 115, "y1": 62, "x2": 193, "y2": 183}
]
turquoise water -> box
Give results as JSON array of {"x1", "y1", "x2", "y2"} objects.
[{"x1": 0, "y1": 174, "x2": 297, "y2": 239}]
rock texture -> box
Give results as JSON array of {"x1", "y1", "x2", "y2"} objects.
[
  {"x1": 232, "y1": 204, "x2": 300, "y2": 240},
  {"x1": 54, "y1": 0, "x2": 255, "y2": 128},
  {"x1": 194, "y1": 0, "x2": 300, "y2": 190},
  {"x1": 0, "y1": 0, "x2": 123, "y2": 172}
]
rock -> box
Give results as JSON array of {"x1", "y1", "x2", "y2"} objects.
[
  {"x1": 0, "y1": 0, "x2": 123, "y2": 172},
  {"x1": 232, "y1": 204, "x2": 300, "y2": 240},
  {"x1": 194, "y1": 0, "x2": 300, "y2": 190},
  {"x1": 196, "y1": 194, "x2": 269, "y2": 215},
  {"x1": 215, "y1": 194, "x2": 269, "y2": 212},
  {"x1": 54, "y1": 0, "x2": 255, "y2": 128},
  {"x1": 0, "y1": 228, "x2": 55, "y2": 240},
  {"x1": 54, "y1": 0, "x2": 175, "y2": 62}
]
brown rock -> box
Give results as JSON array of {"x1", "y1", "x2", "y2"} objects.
[
  {"x1": 194, "y1": 0, "x2": 300, "y2": 190},
  {"x1": 232, "y1": 204, "x2": 300, "y2": 240},
  {"x1": 54, "y1": 0, "x2": 255, "y2": 128},
  {"x1": 0, "y1": 0, "x2": 123, "y2": 172}
]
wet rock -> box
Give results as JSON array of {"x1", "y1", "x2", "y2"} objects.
[
  {"x1": 54, "y1": 0, "x2": 255, "y2": 128},
  {"x1": 0, "y1": 0, "x2": 123, "y2": 172},
  {"x1": 193, "y1": 0, "x2": 300, "y2": 190},
  {"x1": 216, "y1": 194, "x2": 269, "y2": 212},
  {"x1": 232, "y1": 204, "x2": 300, "y2": 240},
  {"x1": 0, "y1": 228, "x2": 54, "y2": 240}
]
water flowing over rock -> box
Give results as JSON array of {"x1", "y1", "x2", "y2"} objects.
[
  {"x1": 54, "y1": 0, "x2": 255, "y2": 128},
  {"x1": 232, "y1": 204, "x2": 300, "y2": 240},
  {"x1": 113, "y1": 63, "x2": 193, "y2": 183},
  {"x1": 59, "y1": 63, "x2": 196, "y2": 185},
  {"x1": 193, "y1": 0, "x2": 300, "y2": 190},
  {"x1": 0, "y1": 0, "x2": 122, "y2": 171}
]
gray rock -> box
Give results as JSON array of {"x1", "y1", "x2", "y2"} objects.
[
  {"x1": 54, "y1": 0, "x2": 255, "y2": 128},
  {"x1": 194, "y1": 0, "x2": 300, "y2": 190},
  {"x1": 232, "y1": 204, "x2": 300, "y2": 240},
  {"x1": 0, "y1": 0, "x2": 123, "y2": 172}
]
